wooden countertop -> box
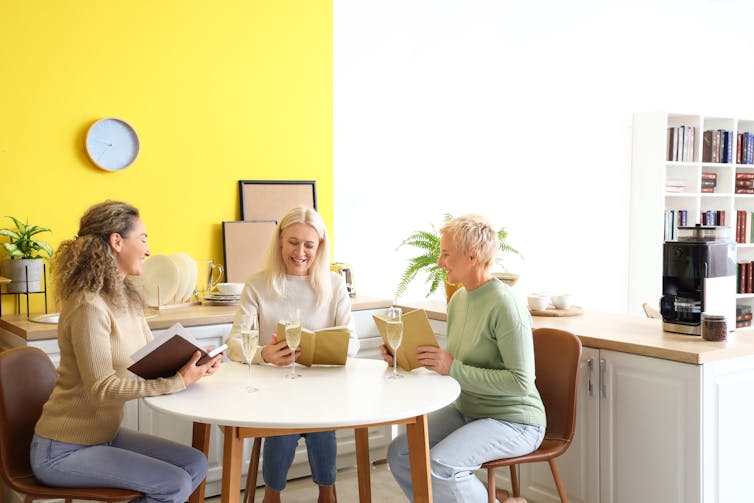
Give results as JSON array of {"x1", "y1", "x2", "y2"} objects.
[
  {"x1": 398, "y1": 300, "x2": 754, "y2": 365},
  {"x1": 0, "y1": 295, "x2": 392, "y2": 342}
]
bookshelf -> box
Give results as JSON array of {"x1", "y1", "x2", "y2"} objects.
[{"x1": 629, "y1": 112, "x2": 754, "y2": 328}]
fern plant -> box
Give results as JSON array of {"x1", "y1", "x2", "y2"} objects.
[{"x1": 395, "y1": 214, "x2": 520, "y2": 299}]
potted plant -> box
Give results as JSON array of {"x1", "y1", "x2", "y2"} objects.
[
  {"x1": 395, "y1": 214, "x2": 521, "y2": 302},
  {"x1": 0, "y1": 216, "x2": 53, "y2": 293}
]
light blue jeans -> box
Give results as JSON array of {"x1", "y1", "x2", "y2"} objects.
[
  {"x1": 30, "y1": 429, "x2": 208, "y2": 503},
  {"x1": 262, "y1": 431, "x2": 336, "y2": 490},
  {"x1": 387, "y1": 404, "x2": 545, "y2": 503}
]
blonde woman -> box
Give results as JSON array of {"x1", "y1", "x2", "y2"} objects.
[
  {"x1": 382, "y1": 214, "x2": 544, "y2": 503},
  {"x1": 30, "y1": 200, "x2": 222, "y2": 503},
  {"x1": 226, "y1": 206, "x2": 359, "y2": 503}
]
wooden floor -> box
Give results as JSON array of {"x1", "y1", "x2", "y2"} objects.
[{"x1": 208, "y1": 462, "x2": 406, "y2": 503}]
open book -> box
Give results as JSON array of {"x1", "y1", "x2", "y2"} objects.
[
  {"x1": 373, "y1": 309, "x2": 439, "y2": 371},
  {"x1": 128, "y1": 322, "x2": 227, "y2": 379},
  {"x1": 277, "y1": 323, "x2": 350, "y2": 366}
]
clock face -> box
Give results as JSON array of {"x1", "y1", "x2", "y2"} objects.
[{"x1": 85, "y1": 118, "x2": 140, "y2": 171}]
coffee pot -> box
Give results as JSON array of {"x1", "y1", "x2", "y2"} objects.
[{"x1": 331, "y1": 262, "x2": 356, "y2": 298}]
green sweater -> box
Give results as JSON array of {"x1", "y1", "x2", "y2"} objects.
[{"x1": 447, "y1": 278, "x2": 546, "y2": 426}]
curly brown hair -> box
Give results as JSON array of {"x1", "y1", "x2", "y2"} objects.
[{"x1": 52, "y1": 201, "x2": 143, "y2": 310}]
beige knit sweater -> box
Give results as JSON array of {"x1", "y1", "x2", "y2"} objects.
[{"x1": 34, "y1": 291, "x2": 185, "y2": 445}]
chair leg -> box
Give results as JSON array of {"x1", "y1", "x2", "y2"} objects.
[
  {"x1": 509, "y1": 464, "x2": 520, "y2": 497},
  {"x1": 243, "y1": 437, "x2": 262, "y2": 503},
  {"x1": 486, "y1": 467, "x2": 496, "y2": 503},
  {"x1": 548, "y1": 459, "x2": 568, "y2": 503}
]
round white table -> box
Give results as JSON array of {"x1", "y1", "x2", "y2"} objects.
[{"x1": 144, "y1": 358, "x2": 460, "y2": 503}]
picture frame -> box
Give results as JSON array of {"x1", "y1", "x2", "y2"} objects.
[
  {"x1": 238, "y1": 180, "x2": 317, "y2": 221},
  {"x1": 222, "y1": 220, "x2": 278, "y2": 283}
]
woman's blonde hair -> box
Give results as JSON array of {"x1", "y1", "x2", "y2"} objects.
[
  {"x1": 439, "y1": 214, "x2": 498, "y2": 272},
  {"x1": 53, "y1": 200, "x2": 142, "y2": 310},
  {"x1": 262, "y1": 206, "x2": 332, "y2": 307}
]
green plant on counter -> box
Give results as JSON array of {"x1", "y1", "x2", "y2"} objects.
[
  {"x1": 395, "y1": 214, "x2": 520, "y2": 299},
  {"x1": 0, "y1": 216, "x2": 53, "y2": 259}
]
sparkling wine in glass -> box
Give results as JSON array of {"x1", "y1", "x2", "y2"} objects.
[
  {"x1": 239, "y1": 314, "x2": 259, "y2": 392},
  {"x1": 386, "y1": 307, "x2": 404, "y2": 379},
  {"x1": 284, "y1": 310, "x2": 302, "y2": 380}
]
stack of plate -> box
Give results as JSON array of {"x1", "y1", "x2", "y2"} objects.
[
  {"x1": 202, "y1": 291, "x2": 241, "y2": 306},
  {"x1": 136, "y1": 253, "x2": 198, "y2": 307}
]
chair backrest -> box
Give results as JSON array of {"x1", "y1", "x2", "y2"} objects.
[
  {"x1": 532, "y1": 328, "x2": 582, "y2": 442},
  {"x1": 0, "y1": 346, "x2": 58, "y2": 486}
]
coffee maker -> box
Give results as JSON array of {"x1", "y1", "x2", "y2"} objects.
[
  {"x1": 331, "y1": 262, "x2": 356, "y2": 298},
  {"x1": 659, "y1": 225, "x2": 736, "y2": 335}
]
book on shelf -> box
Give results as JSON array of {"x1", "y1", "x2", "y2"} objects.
[
  {"x1": 128, "y1": 322, "x2": 227, "y2": 379},
  {"x1": 701, "y1": 179, "x2": 716, "y2": 188},
  {"x1": 736, "y1": 304, "x2": 752, "y2": 316},
  {"x1": 736, "y1": 188, "x2": 754, "y2": 194},
  {"x1": 736, "y1": 172, "x2": 754, "y2": 180},
  {"x1": 667, "y1": 126, "x2": 695, "y2": 162},
  {"x1": 736, "y1": 320, "x2": 751, "y2": 329},
  {"x1": 701, "y1": 187, "x2": 715, "y2": 193},
  {"x1": 373, "y1": 308, "x2": 439, "y2": 371},
  {"x1": 736, "y1": 180, "x2": 754, "y2": 187},
  {"x1": 701, "y1": 172, "x2": 717, "y2": 180},
  {"x1": 736, "y1": 313, "x2": 753, "y2": 321},
  {"x1": 276, "y1": 323, "x2": 350, "y2": 367}
]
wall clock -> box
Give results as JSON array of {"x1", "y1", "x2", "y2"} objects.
[{"x1": 85, "y1": 118, "x2": 140, "y2": 171}]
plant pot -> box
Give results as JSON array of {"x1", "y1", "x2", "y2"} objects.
[
  {"x1": 2, "y1": 258, "x2": 44, "y2": 293},
  {"x1": 444, "y1": 281, "x2": 463, "y2": 303},
  {"x1": 493, "y1": 271, "x2": 519, "y2": 287}
]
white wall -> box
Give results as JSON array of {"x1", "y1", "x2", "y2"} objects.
[{"x1": 333, "y1": 0, "x2": 754, "y2": 312}]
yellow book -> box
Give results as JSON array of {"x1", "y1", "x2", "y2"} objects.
[
  {"x1": 276, "y1": 323, "x2": 350, "y2": 366},
  {"x1": 373, "y1": 309, "x2": 439, "y2": 371}
]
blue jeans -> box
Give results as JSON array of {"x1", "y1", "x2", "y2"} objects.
[
  {"x1": 262, "y1": 431, "x2": 336, "y2": 490},
  {"x1": 30, "y1": 429, "x2": 208, "y2": 503},
  {"x1": 387, "y1": 404, "x2": 545, "y2": 503}
]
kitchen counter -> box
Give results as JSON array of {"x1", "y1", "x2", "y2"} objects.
[
  {"x1": 0, "y1": 295, "x2": 392, "y2": 342},
  {"x1": 397, "y1": 299, "x2": 754, "y2": 365}
]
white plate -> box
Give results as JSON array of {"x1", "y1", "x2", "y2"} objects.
[
  {"x1": 169, "y1": 253, "x2": 197, "y2": 303},
  {"x1": 30, "y1": 313, "x2": 60, "y2": 324},
  {"x1": 140, "y1": 255, "x2": 180, "y2": 306}
]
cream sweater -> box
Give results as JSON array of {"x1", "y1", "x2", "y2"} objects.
[
  {"x1": 35, "y1": 292, "x2": 185, "y2": 445},
  {"x1": 226, "y1": 272, "x2": 360, "y2": 364}
]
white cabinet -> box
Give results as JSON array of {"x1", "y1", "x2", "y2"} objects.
[
  {"x1": 518, "y1": 348, "x2": 701, "y2": 503},
  {"x1": 629, "y1": 111, "x2": 754, "y2": 318}
]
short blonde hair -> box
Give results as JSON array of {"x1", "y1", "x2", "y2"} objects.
[
  {"x1": 439, "y1": 214, "x2": 498, "y2": 272},
  {"x1": 262, "y1": 206, "x2": 332, "y2": 306}
]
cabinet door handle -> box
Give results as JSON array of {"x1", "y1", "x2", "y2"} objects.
[
  {"x1": 586, "y1": 358, "x2": 594, "y2": 396},
  {"x1": 599, "y1": 358, "x2": 607, "y2": 398}
]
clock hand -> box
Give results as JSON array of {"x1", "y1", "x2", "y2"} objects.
[{"x1": 92, "y1": 138, "x2": 114, "y2": 147}]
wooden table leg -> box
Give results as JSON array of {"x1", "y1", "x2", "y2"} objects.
[
  {"x1": 406, "y1": 414, "x2": 432, "y2": 503},
  {"x1": 221, "y1": 426, "x2": 243, "y2": 503},
  {"x1": 190, "y1": 422, "x2": 212, "y2": 503},
  {"x1": 354, "y1": 427, "x2": 372, "y2": 503}
]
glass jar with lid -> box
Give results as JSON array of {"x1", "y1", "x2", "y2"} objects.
[{"x1": 701, "y1": 313, "x2": 727, "y2": 341}]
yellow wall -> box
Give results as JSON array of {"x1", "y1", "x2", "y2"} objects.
[{"x1": 0, "y1": 1, "x2": 333, "y2": 313}]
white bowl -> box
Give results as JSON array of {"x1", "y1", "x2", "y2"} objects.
[
  {"x1": 551, "y1": 294, "x2": 574, "y2": 310},
  {"x1": 216, "y1": 282, "x2": 244, "y2": 295},
  {"x1": 527, "y1": 295, "x2": 550, "y2": 311}
]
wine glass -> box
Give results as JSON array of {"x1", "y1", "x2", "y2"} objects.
[
  {"x1": 284, "y1": 309, "x2": 302, "y2": 380},
  {"x1": 385, "y1": 307, "x2": 404, "y2": 379},
  {"x1": 239, "y1": 313, "x2": 259, "y2": 392}
]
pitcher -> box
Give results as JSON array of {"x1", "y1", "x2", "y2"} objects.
[{"x1": 197, "y1": 259, "x2": 224, "y2": 295}]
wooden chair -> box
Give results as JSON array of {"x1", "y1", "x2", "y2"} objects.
[
  {"x1": 0, "y1": 346, "x2": 143, "y2": 503},
  {"x1": 481, "y1": 328, "x2": 582, "y2": 503}
]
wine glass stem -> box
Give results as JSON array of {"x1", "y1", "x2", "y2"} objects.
[
  {"x1": 248, "y1": 363, "x2": 252, "y2": 387},
  {"x1": 393, "y1": 356, "x2": 397, "y2": 375}
]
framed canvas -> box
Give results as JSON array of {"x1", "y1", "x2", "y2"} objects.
[
  {"x1": 239, "y1": 180, "x2": 317, "y2": 221},
  {"x1": 222, "y1": 220, "x2": 278, "y2": 283}
]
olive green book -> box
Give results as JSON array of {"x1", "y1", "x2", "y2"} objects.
[
  {"x1": 276, "y1": 323, "x2": 350, "y2": 366},
  {"x1": 373, "y1": 309, "x2": 438, "y2": 371}
]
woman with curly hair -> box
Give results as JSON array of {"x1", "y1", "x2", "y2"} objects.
[{"x1": 30, "y1": 200, "x2": 222, "y2": 503}]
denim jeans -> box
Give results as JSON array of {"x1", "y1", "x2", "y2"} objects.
[
  {"x1": 387, "y1": 404, "x2": 545, "y2": 503},
  {"x1": 262, "y1": 431, "x2": 336, "y2": 490},
  {"x1": 30, "y1": 429, "x2": 208, "y2": 503}
]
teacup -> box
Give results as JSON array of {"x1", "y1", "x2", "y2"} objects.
[
  {"x1": 551, "y1": 294, "x2": 574, "y2": 310},
  {"x1": 527, "y1": 295, "x2": 550, "y2": 311}
]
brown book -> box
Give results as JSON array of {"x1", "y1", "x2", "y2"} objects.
[
  {"x1": 736, "y1": 172, "x2": 754, "y2": 179},
  {"x1": 701, "y1": 187, "x2": 715, "y2": 193},
  {"x1": 276, "y1": 323, "x2": 350, "y2": 367},
  {"x1": 128, "y1": 322, "x2": 227, "y2": 379},
  {"x1": 736, "y1": 188, "x2": 754, "y2": 194},
  {"x1": 373, "y1": 309, "x2": 439, "y2": 371}
]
